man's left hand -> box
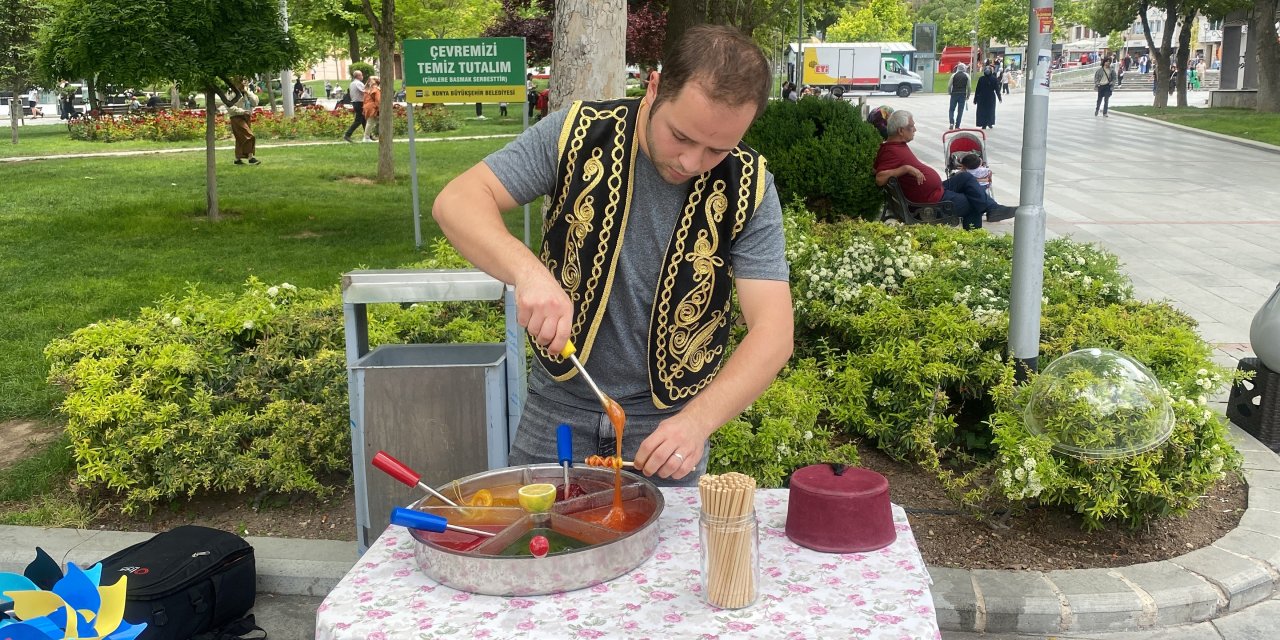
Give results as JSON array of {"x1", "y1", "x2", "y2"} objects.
[{"x1": 633, "y1": 414, "x2": 709, "y2": 481}]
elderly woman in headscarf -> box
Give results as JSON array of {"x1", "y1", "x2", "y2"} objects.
[{"x1": 973, "y1": 64, "x2": 1002, "y2": 129}]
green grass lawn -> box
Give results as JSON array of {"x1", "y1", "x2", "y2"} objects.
[
  {"x1": 1111, "y1": 106, "x2": 1280, "y2": 147},
  {"x1": 0, "y1": 136, "x2": 537, "y2": 421},
  {"x1": 934, "y1": 72, "x2": 954, "y2": 95}
]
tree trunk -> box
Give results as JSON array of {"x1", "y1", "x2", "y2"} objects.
[
  {"x1": 550, "y1": 0, "x2": 628, "y2": 112},
  {"x1": 205, "y1": 88, "x2": 220, "y2": 221},
  {"x1": 376, "y1": 0, "x2": 395, "y2": 183},
  {"x1": 87, "y1": 75, "x2": 99, "y2": 112},
  {"x1": 170, "y1": 84, "x2": 180, "y2": 109},
  {"x1": 1175, "y1": 9, "x2": 1193, "y2": 107},
  {"x1": 348, "y1": 26, "x2": 362, "y2": 62},
  {"x1": 265, "y1": 74, "x2": 278, "y2": 113},
  {"x1": 1255, "y1": 0, "x2": 1280, "y2": 112},
  {"x1": 664, "y1": 0, "x2": 706, "y2": 64},
  {"x1": 10, "y1": 82, "x2": 19, "y2": 144}
]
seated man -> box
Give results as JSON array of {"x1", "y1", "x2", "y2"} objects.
[{"x1": 874, "y1": 109, "x2": 1015, "y2": 229}]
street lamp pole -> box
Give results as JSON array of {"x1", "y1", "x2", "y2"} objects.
[
  {"x1": 796, "y1": 0, "x2": 805, "y2": 87},
  {"x1": 971, "y1": 0, "x2": 982, "y2": 71},
  {"x1": 280, "y1": 0, "x2": 294, "y2": 118}
]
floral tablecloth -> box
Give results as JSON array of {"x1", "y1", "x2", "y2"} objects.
[{"x1": 316, "y1": 488, "x2": 940, "y2": 640}]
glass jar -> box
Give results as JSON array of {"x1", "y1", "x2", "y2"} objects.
[{"x1": 699, "y1": 510, "x2": 759, "y2": 609}]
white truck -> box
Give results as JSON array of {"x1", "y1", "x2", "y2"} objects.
[{"x1": 800, "y1": 44, "x2": 923, "y2": 98}]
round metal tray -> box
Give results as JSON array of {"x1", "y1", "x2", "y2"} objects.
[{"x1": 404, "y1": 464, "x2": 664, "y2": 596}]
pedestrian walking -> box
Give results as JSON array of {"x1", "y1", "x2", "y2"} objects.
[
  {"x1": 948, "y1": 64, "x2": 970, "y2": 129},
  {"x1": 973, "y1": 65, "x2": 1001, "y2": 129},
  {"x1": 228, "y1": 78, "x2": 260, "y2": 165},
  {"x1": 362, "y1": 76, "x2": 381, "y2": 142},
  {"x1": 343, "y1": 70, "x2": 366, "y2": 143},
  {"x1": 1094, "y1": 58, "x2": 1116, "y2": 116}
]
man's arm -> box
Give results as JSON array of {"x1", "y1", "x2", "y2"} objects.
[
  {"x1": 633, "y1": 278, "x2": 794, "y2": 479},
  {"x1": 875, "y1": 163, "x2": 925, "y2": 187},
  {"x1": 431, "y1": 163, "x2": 573, "y2": 352}
]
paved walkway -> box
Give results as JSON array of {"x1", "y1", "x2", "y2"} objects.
[{"x1": 870, "y1": 89, "x2": 1279, "y2": 354}]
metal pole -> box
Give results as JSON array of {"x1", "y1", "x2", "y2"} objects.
[
  {"x1": 796, "y1": 0, "x2": 804, "y2": 87},
  {"x1": 523, "y1": 97, "x2": 531, "y2": 247},
  {"x1": 409, "y1": 101, "x2": 422, "y2": 249},
  {"x1": 1008, "y1": 0, "x2": 1054, "y2": 379},
  {"x1": 972, "y1": 0, "x2": 981, "y2": 72},
  {"x1": 280, "y1": 0, "x2": 294, "y2": 118}
]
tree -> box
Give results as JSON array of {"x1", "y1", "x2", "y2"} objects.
[
  {"x1": 39, "y1": 0, "x2": 299, "y2": 219},
  {"x1": 1254, "y1": 0, "x2": 1279, "y2": 112},
  {"x1": 398, "y1": 0, "x2": 501, "y2": 39},
  {"x1": 292, "y1": 0, "x2": 369, "y2": 62},
  {"x1": 663, "y1": 0, "x2": 806, "y2": 62},
  {"x1": 826, "y1": 0, "x2": 912, "y2": 42},
  {"x1": 982, "y1": 0, "x2": 1087, "y2": 46},
  {"x1": 627, "y1": 0, "x2": 667, "y2": 66},
  {"x1": 360, "y1": 0, "x2": 396, "y2": 183},
  {"x1": 484, "y1": 0, "x2": 554, "y2": 64},
  {"x1": 916, "y1": 0, "x2": 981, "y2": 47},
  {"x1": 1, "y1": 0, "x2": 46, "y2": 144},
  {"x1": 549, "y1": 0, "x2": 626, "y2": 112}
]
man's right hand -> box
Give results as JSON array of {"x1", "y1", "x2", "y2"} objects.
[{"x1": 515, "y1": 267, "x2": 574, "y2": 355}]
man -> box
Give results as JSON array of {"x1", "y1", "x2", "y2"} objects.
[
  {"x1": 432, "y1": 25, "x2": 793, "y2": 486},
  {"x1": 947, "y1": 63, "x2": 970, "y2": 129},
  {"x1": 342, "y1": 70, "x2": 366, "y2": 143},
  {"x1": 874, "y1": 110, "x2": 1015, "y2": 229}
]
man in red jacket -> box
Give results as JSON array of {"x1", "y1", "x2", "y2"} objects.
[{"x1": 873, "y1": 110, "x2": 1015, "y2": 229}]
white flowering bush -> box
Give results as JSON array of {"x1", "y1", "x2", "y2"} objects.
[
  {"x1": 779, "y1": 204, "x2": 1240, "y2": 530},
  {"x1": 710, "y1": 360, "x2": 858, "y2": 487},
  {"x1": 45, "y1": 240, "x2": 504, "y2": 512}
]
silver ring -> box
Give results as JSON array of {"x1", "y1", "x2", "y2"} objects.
[{"x1": 673, "y1": 452, "x2": 685, "y2": 461}]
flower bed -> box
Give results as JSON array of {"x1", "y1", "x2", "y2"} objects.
[
  {"x1": 67, "y1": 104, "x2": 459, "y2": 143},
  {"x1": 718, "y1": 207, "x2": 1241, "y2": 530}
]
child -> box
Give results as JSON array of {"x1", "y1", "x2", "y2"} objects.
[{"x1": 960, "y1": 153, "x2": 992, "y2": 196}]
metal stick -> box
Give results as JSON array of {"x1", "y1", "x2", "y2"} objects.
[
  {"x1": 566, "y1": 353, "x2": 609, "y2": 408},
  {"x1": 448, "y1": 523, "x2": 496, "y2": 538},
  {"x1": 417, "y1": 480, "x2": 460, "y2": 507}
]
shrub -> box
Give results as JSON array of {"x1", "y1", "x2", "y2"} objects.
[
  {"x1": 349, "y1": 62, "x2": 377, "y2": 82},
  {"x1": 709, "y1": 360, "x2": 859, "y2": 487},
  {"x1": 45, "y1": 240, "x2": 501, "y2": 512},
  {"x1": 784, "y1": 205, "x2": 1240, "y2": 530},
  {"x1": 744, "y1": 98, "x2": 884, "y2": 221}
]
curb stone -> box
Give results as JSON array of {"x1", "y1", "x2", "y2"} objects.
[
  {"x1": 927, "y1": 424, "x2": 1280, "y2": 634},
  {"x1": 1109, "y1": 110, "x2": 1280, "y2": 156},
  {"x1": 0, "y1": 525, "x2": 356, "y2": 597}
]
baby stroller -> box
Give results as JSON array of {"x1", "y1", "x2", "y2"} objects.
[{"x1": 942, "y1": 128, "x2": 992, "y2": 196}]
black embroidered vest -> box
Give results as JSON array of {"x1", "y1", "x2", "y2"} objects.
[{"x1": 533, "y1": 98, "x2": 767, "y2": 409}]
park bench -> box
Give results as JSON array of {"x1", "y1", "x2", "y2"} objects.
[
  {"x1": 297, "y1": 97, "x2": 318, "y2": 107},
  {"x1": 880, "y1": 176, "x2": 959, "y2": 226}
]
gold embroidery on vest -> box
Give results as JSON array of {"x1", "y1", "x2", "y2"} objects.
[{"x1": 534, "y1": 102, "x2": 637, "y2": 379}]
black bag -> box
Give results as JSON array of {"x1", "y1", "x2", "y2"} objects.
[{"x1": 98, "y1": 525, "x2": 258, "y2": 640}]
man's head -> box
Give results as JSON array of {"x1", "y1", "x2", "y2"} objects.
[
  {"x1": 640, "y1": 24, "x2": 771, "y2": 184},
  {"x1": 885, "y1": 110, "x2": 915, "y2": 143},
  {"x1": 955, "y1": 63, "x2": 967, "y2": 74},
  {"x1": 353, "y1": 70, "x2": 363, "y2": 80}
]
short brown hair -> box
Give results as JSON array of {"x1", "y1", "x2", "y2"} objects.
[{"x1": 654, "y1": 24, "x2": 772, "y2": 119}]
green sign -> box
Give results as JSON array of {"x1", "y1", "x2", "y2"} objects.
[{"x1": 402, "y1": 37, "x2": 526, "y2": 104}]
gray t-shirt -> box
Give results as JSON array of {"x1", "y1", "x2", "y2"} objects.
[
  {"x1": 484, "y1": 106, "x2": 789, "y2": 415},
  {"x1": 349, "y1": 79, "x2": 365, "y2": 102}
]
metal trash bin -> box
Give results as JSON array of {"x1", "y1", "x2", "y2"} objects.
[{"x1": 343, "y1": 269, "x2": 526, "y2": 551}]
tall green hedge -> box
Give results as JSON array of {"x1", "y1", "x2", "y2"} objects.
[{"x1": 745, "y1": 97, "x2": 884, "y2": 221}]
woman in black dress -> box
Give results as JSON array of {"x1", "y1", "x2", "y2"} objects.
[{"x1": 973, "y1": 65, "x2": 1002, "y2": 129}]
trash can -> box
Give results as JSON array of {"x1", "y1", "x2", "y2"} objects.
[{"x1": 343, "y1": 269, "x2": 526, "y2": 551}]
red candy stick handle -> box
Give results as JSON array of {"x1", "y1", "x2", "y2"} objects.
[
  {"x1": 372, "y1": 451, "x2": 459, "y2": 507},
  {"x1": 373, "y1": 451, "x2": 420, "y2": 487}
]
